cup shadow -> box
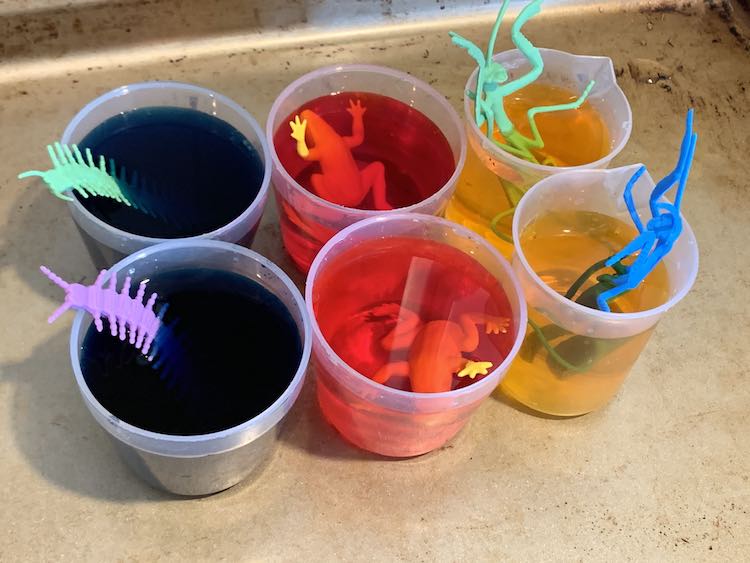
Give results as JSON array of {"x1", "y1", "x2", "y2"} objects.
[
  {"x1": 491, "y1": 384, "x2": 584, "y2": 420},
  {"x1": 1, "y1": 329, "x2": 174, "y2": 502},
  {"x1": 278, "y1": 370, "x2": 387, "y2": 462},
  {"x1": 0, "y1": 180, "x2": 98, "y2": 299},
  {"x1": 6, "y1": 179, "x2": 302, "y2": 297}
]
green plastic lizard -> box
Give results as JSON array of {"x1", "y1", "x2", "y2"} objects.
[{"x1": 449, "y1": 0, "x2": 596, "y2": 166}]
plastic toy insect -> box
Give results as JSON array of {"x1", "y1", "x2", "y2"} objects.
[
  {"x1": 565, "y1": 109, "x2": 697, "y2": 313},
  {"x1": 19, "y1": 142, "x2": 188, "y2": 229},
  {"x1": 41, "y1": 266, "x2": 197, "y2": 398},
  {"x1": 368, "y1": 302, "x2": 509, "y2": 393},
  {"x1": 289, "y1": 99, "x2": 392, "y2": 210},
  {"x1": 449, "y1": 0, "x2": 595, "y2": 166},
  {"x1": 40, "y1": 266, "x2": 162, "y2": 355},
  {"x1": 19, "y1": 143, "x2": 134, "y2": 205}
]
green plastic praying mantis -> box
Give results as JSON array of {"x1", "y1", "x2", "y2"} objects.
[{"x1": 449, "y1": 0, "x2": 596, "y2": 167}]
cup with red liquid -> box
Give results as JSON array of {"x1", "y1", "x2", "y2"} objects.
[
  {"x1": 305, "y1": 213, "x2": 527, "y2": 457},
  {"x1": 267, "y1": 64, "x2": 467, "y2": 273}
]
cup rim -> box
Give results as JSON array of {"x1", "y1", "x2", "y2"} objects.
[
  {"x1": 304, "y1": 212, "x2": 528, "y2": 400},
  {"x1": 463, "y1": 48, "x2": 633, "y2": 172},
  {"x1": 69, "y1": 239, "x2": 312, "y2": 453},
  {"x1": 511, "y1": 166, "x2": 700, "y2": 322},
  {"x1": 61, "y1": 80, "x2": 272, "y2": 245},
  {"x1": 266, "y1": 63, "x2": 467, "y2": 218}
]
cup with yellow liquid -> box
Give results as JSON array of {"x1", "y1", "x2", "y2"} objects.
[
  {"x1": 445, "y1": 48, "x2": 633, "y2": 258},
  {"x1": 501, "y1": 165, "x2": 698, "y2": 417}
]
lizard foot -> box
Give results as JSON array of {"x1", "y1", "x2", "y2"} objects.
[
  {"x1": 485, "y1": 316, "x2": 510, "y2": 334},
  {"x1": 457, "y1": 360, "x2": 493, "y2": 379},
  {"x1": 347, "y1": 99, "x2": 367, "y2": 118},
  {"x1": 289, "y1": 115, "x2": 308, "y2": 141}
]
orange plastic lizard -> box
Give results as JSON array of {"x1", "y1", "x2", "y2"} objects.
[
  {"x1": 368, "y1": 303, "x2": 510, "y2": 393},
  {"x1": 289, "y1": 99, "x2": 392, "y2": 210}
]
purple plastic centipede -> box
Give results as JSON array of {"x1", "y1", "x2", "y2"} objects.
[{"x1": 40, "y1": 266, "x2": 161, "y2": 355}]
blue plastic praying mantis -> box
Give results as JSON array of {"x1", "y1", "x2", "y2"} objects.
[
  {"x1": 566, "y1": 109, "x2": 697, "y2": 312},
  {"x1": 449, "y1": 0, "x2": 596, "y2": 166}
]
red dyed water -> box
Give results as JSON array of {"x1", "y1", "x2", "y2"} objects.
[
  {"x1": 273, "y1": 92, "x2": 456, "y2": 273},
  {"x1": 274, "y1": 92, "x2": 455, "y2": 210},
  {"x1": 312, "y1": 237, "x2": 515, "y2": 393}
]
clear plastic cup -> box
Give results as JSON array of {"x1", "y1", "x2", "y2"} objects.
[
  {"x1": 445, "y1": 48, "x2": 633, "y2": 258},
  {"x1": 267, "y1": 64, "x2": 467, "y2": 273},
  {"x1": 501, "y1": 165, "x2": 699, "y2": 416},
  {"x1": 69, "y1": 240, "x2": 311, "y2": 496},
  {"x1": 305, "y1": 213, "x2": 527, "y2": 457},
  {"x1": 61, "y1": 81, "x2": 272, "y2": 270}
]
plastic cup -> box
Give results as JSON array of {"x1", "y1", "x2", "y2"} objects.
[
  {"x1": 445, "y1": 48, "x2": 633, "y2": 258},
  {"x1": 267, "y1": 64, "x2": 467, "y2": 273},
  {"x1": 501, "y1": 165, "x2": 699, "y2": 416},
  {"x1": 69, "y1": 240, "x2": 311, "y2": 496},
  {"x1": 61, "y1": 81, "x2": 272, "y2": 270},
  {"x1": 305, "y1": 213, "x2": 527, "y2": 457}
]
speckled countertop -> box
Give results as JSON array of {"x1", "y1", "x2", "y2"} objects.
[{"x1": 1, "y1": 1, "x2": 749, "y2": 560}]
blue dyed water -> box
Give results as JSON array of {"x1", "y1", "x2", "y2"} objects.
[
  {"x1": 80, "y1": 268, "x2": 302, "y2": 435},
  {"x1": 77, "y1": 106, "x2": 264, "y2": 238}
]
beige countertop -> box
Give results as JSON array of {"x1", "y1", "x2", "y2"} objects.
[{"x1": 1, "y1": 1, "x2": 749, "y2": 560}]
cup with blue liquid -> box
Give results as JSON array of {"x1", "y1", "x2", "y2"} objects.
[
  {"x1": 61, "y1": 82, "x2": 271, "y2": 269},
  {"x1": 67, "y1": 240, "x2": 311, "y2": 495}
]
